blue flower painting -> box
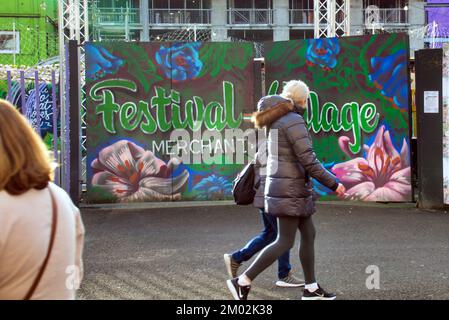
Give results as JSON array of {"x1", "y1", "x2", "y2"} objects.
[
  {"x1": 86, "y1": 43, "x2": 124, "y2": 80},
  {"x1": 306, "y1": 38, "x2": 341, "y2": 70},
  {"x1": 155, "y1": 43, "x2": 203, "y2": 81},
  {"x1": 193, "y1": 174, "x2": 233, "y2": 200},
  {"x1": 369, "y1": 49, "x2": 408, "y2": 109}
]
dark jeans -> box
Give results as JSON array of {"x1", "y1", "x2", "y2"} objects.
[{"x1": 231, "y1": 209, "x2": 291, "y2": 279}]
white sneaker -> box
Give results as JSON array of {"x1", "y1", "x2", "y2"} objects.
[{"x1": 275, "y1": 272, "x2": 305, "y2": 288}]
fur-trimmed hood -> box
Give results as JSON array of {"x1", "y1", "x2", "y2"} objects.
[{"x1": 251, "y1": 97, "x2": 295, "y2": 129}]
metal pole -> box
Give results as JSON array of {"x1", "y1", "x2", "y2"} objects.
[
  {"x1": 68, "y1": 40, "x2": 80, "y2": 205},
  {"x1": 328, "y1": 0, "x2": 335, "y2": 37},
  {"x1": 140, "y1": 0, "x2": 150, "y2": 41},
  {"x1": 20, "y1": 70, "x2": 26, "y2": 116},
  {"x1": 58, "y1": 1, "x2": 67, "y2": 192},
  {"x1": 51, "y1": 70, "x2": 59, "y2": 185},
  {"x1": 34, "y1": 70, "x2": 41, "y2": 136},
  {"x1": 6, "y1": 70, "x2": 12, "y2": 102},
  {"x1": 125, "y1": 4, "x2": 129, "y2": 40},
  {"x1": 58, "y1": 0, "x2": 89, "y2": 195},
  {"x1": 83, "y1": 0, "x2": 89, "y2": 42},
  {"x1": 13, "y1": 22, "x2": 16, "y2": 65},
  {"x1": 431, "y1": 21, "x2": 437, "y2": 49},
  {"x1": 60, "y1": 44, "x2": 71, "y2": 193}
]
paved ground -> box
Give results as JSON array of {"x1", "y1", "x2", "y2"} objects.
[{"x1": 78, "y1": 202, "x2": 449, "y2": 300}]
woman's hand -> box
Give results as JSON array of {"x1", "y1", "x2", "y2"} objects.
[{"x1": 335, "y1": 183, "x2": 346, "y2": 198}]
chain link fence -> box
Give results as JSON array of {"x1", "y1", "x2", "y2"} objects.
[{"x1": 0, "y1": 22, "x2": 58, "y2": 67}]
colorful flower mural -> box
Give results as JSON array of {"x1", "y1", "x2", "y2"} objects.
[
  {"x1": 331, "y1": 126, "x2": 411, "y2": 201},
  {"x1": 265, "y1": 34, "x2": 411, "y2": 202},
  {"x1": 86, "y1": 43, "x2": 124, "y2": 81},
  {"x1": 369, "y1": 49, "x2": 408, "y2": 109},
  {"x1": 86, "y1": 42, "x2": 254, "y2": 203},
  {"x1": 91, "y1": 140, "x2": 189, "y2": 202},
  {"x1": 305, "y1": 38, "x2": 340, "y2": 70},
  {"x1": 155, "y1": 43, "x2": 203, "y2": 81},
  {"x1": 85, "y1": 35, "x2": 411, "y2": 203},
  {"x1": 192, "y1": 174, "x2": 233, "y2": 200}
]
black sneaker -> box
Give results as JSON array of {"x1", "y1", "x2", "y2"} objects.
[
  {"x1": 226, "y1": 278, "x2": 251, "y2": 300},
  {"x1": 302, "y1": 284, "x2": 336, "y2": 300}
]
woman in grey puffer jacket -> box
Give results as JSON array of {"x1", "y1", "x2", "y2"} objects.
[{"x1": 226, "y1": 80, "x2": 346, "y2": 301}]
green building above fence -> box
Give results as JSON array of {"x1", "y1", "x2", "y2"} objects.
[{"x1": 0, "y1": 0, "x2": 58, "y2": 66}]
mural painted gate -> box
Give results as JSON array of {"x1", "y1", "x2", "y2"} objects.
[
  {"x1": 265, "y1": 33, "x2": 413, "y2": 202},
  {"x1": 85, "y1": 34, "x2": 412, "y2": 204},
  {"x1": 85, "y1": 41, "x2": 255, "y2": 203}
]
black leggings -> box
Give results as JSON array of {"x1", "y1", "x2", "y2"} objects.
[{"x1": 244, "y1": 216, "x2": 316, "y2": 284}]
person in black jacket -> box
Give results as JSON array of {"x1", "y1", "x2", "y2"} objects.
[
  {"x1": 224, "y1": 102, "x2": 303, "y2": 287},
  {"x1": 226, "y1": 80, "x2": 346, "y2": 300}
]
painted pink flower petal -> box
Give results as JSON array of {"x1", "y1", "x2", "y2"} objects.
[
  {"x1": 400, "y1": 138, "x2": 410, "y2": 167},
  {"x1": 91, "y1": 171, "x2": 134, "y2": 198},
  {"x1": 91, "y1": 158, "x2": 108, "y2": 174},
  {"x1": 382, "y1": 181, "x2": 411, "y2": 199},
  {"x1": 383, "y1": 130, "x2": 400, "y2": 162},
  {"x1": 363, "y1": 144, "x2": 370, "y2": 154},
  {"x1": 338, "y1": 136, "x2": 352, "y2": 157},
  {"x1": 97, "y1": 140, "x2": 138, "y2": 179},
  {"x1": 345, "y1": 181, "x2": 376, "y2": 200},
  {"x1": 366, "y1": 125, "x2": 385, "y2": 171},
  {"x1": 331, "y1": 157, "x2": 371, "y2": 188},
  {"x1": 121, "y1": 186, "x2": 175, "y2": 202},
  {"x1": 372, "y1": 125, "x2": 385, "y2": 149},
  {"x1": 389, "y1": 166, "x2": 411, "y2": 184},
  {"x1": 363, "y1": 186, "x2": 406, "y2": 202},
  {"x1": 136, "y1": 150, "x2": 172, "y2": 179},
  {"x1": 127, "y1": 140, "x2": 146, "y2": 160},
  {"x1": 140, "y1": 170, "x2": 189, "y2": 195}
]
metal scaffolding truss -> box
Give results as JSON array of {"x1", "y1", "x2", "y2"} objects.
[
  {"x1": 335, "y1": 0, "x2": 350, "y2": 37},
  {"x1": 58, "y1": 0, "x2": 89, "y2": 194},
  {"x1": 314, "y1": 0, "x2": 332, "y2": 38},
  {"x1": 314, "y1": 0, "x2": 350, "y2": 38}
]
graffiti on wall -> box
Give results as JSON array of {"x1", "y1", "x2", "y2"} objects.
[
  {"x1": 265, "y1": 34, "x2": 412, "y2": 202},
  {"x1": 85, "y1": 41, "x2": 255, "y2": 203},
  {"x1": 86, "y1": 34, "x2": 412, "y2": 204},
  {"x1": 0, "y1": 79, "x2": 58, "y2": 147}
]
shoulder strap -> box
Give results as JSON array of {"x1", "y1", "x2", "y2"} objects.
[{"x1": 23, "y1": 186, "x2": 58, "y2": 300}]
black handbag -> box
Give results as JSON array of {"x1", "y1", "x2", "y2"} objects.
[{"x1": 232, "y1": 160, "x2": 260, "y2": 205}]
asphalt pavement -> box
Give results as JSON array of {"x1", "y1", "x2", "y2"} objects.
[{"x1": 77, "y1": 202, "x2": 449, "y2": 300}]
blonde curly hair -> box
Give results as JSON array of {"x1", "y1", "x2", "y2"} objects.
[{"x1": 280, "y1": 80, "x2": 310, "y2": 107}]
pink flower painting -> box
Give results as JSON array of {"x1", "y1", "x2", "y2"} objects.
[
  {"x1": 91, "y1": 140, "x2": 189, "y2": 202},
  {"x1": 331, "y1": 126, "x2": 411, "y2": 201}
]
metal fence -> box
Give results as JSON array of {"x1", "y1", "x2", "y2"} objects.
[
  {"x1": 149, "y1": 9, "x2": 212, "y2": 25},
  {"x1": 0, "y1": 22, "x2": 58, "y2": 67},
  {"x1": 364, "y1": 7, "x2": 409, "y2": 27},
  {"x1": 0, "y1": 66, "x2": 61, "y2": 185},
  {"x1": 92, "y1": 7, "x2": 140, "y2": 25},
  {"x1": 289, "y1": 9, "x2": 314, "y2": 24},
  {"x1": 227, "y1": 9, "x2": 273, "y2": 25}
]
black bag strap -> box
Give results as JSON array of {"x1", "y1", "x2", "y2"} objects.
[{"x1": 23, "y1": 187, "x2": 58, "y2": 300}]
